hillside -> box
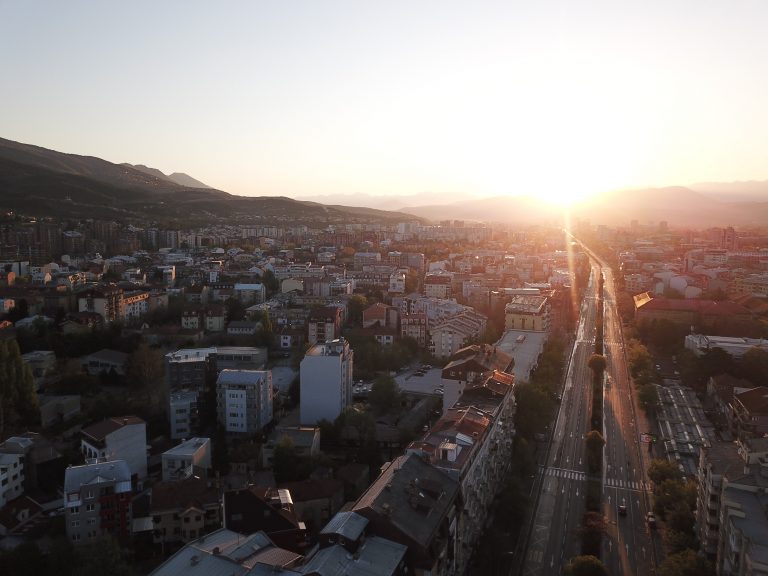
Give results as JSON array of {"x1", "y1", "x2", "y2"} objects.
[
  {"x1": 124, "y1": 163, "x2": 212, "y2": 189},
  {"x1": 0, "y1": 138, "x2": 419, "y2": 224}
]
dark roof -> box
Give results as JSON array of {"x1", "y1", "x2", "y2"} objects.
[
  {"x1": 151, "y1": 478, "x2": 220, "y2": 513},
  {"x1": 735, "y1": 386, "x2": 768, "y2": 414},
  {"x1": 81, "y1": 415, "x2": 144, "y2": 442},
  {"x1": 280, "y1": 478, "x2": 343, "y2": 502},
  {"x1": 352, "y1": 453, "x2": 459, "y2": 550}
]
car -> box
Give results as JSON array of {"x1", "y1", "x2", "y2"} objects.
[
  {"x1": 434, "y1": 388, "x2": 444, "y2": 395},
  {"x1": 618, "y1": 504, "x2": 627, "y2": 516},
  {"x1": 646, "y1": 512, "x2": 657, "y2": 529}
]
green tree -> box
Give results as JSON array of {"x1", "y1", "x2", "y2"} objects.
[
  {"x1": 225, "y1": 297, "x2": 247, "y2": 322},
  {"x1": 658, "y1": 550, "x2": 715, "y2": 576},
  {"x1": 368, "y1": 375, "x2": 401, "y2": 415},
  {"x1": 346, "y1": 295, "x2": 368, "y2": 326},
  {"x1": 578, "y1": 512, "x2": 606, "y2": 558},
  {"x1": 514, "y1": 383, "x2": 554, "y2": 439},
  {"x1": 272, "y1": 435, "x2": 300, "y2": 483},
  {"x1": 740, "y1": 346, "x2": 768, "y2": 385},
  {"x1": 126, "y1": 342, "x2": 164, "y2": 402},
  {"x1": 587, "y1": 354, "x2": 607, "y2": 375},
  {"x1": 585, "y1": 430, "x2": 605, "y2": 475},
  {"x1": 566, "y1": 554, "x2": 609, "y2": 576},
  {"x1": 648, "y1": 459, "x2": 683, "y2": 485},
  {"x1": 637, "y1": 384, "x2": 659, "y2": 413},
  {"x1": 73, "y1": 536, "x2": 133, "y2": 576},
  {"x1": 0, "y1": 339, "x2": 39, "y2": 435}
]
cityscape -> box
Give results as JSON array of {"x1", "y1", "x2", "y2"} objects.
[{"x1": 2, "y1": 2, "x2": 768, "y2": 576}]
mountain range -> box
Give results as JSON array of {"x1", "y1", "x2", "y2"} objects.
[
  {"x1": 0, "y1": 136, "x2": 766, "y2": 227},
  {"x1": 0, "y1": 137, "x2": 417, "y2": 224}
]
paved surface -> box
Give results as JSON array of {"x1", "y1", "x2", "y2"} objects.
[{"x1": 518, "y1": 263, "x2": 661, "y2": 576}]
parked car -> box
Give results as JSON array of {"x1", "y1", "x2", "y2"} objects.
[
  {"x1": 618, "y1": 504, "x2": 627, "y2": 516},
  {"x1": 646, "y1": 512, "x2": 657, "y2": 529}
]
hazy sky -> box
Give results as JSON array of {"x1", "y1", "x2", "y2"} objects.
[{"x1": 2, "y1": 1, "x2": 767, "y2": 202}]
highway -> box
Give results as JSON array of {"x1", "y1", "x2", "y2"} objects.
[{"x1": 518, "y1": 261, "x2": 661, "y2": 575}]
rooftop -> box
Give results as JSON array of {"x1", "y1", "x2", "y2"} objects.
[
  {"x1": 81, "y1": 416, "x2": 145, "y2": 443},
  {"x1": 163, "y1": 438, "x2": 210, "y2": 457}
]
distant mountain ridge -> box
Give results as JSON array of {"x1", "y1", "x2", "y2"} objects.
[
  {"x1": 123, "y1": 163, "x2": 212, "y2": 189},
  {"x1": 0, "y1": 137, "x2": 419, "y2": 224}
]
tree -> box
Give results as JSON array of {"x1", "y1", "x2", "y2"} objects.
[
  {"x1": 368, "y1": 375, "x2": 401, "y2": 415},
  {"x1": 225, "y1": 297, "x2": 247, "y2": 322},
  {"x1": 740, "y1": 346, "x2": 768, "y2": 385},
  {"x1": 126, "y1": 343, "x2": 164, "y2": 402},
  {"x1": 272, "y1": 435, "x2": 300, "y2": 483},
  {"x1": 0, "y1": 339, "x2": 39, "y2": 435},
  {"x1": 637, "y1": 384, "x2": 659, "y2": 413},
  {"x1": 585, "y1": 430, "x2": 605, "y2": 475},
  {"x1": 566, "y1": 555, "x2": 608, "y2": 576},
  {"x1": 658, "y1": 550, "x2": 715, "y2": 576},
  {"x1": 73, "y1": 536, "x2": 133, "y2": 576},
  {"x1": 587, "y1": 354, "x2": 607, "y2": 375},
  {"x1": 346, "y1": 295, "x2": 368, "y2": 326},
  {"x1": 578, "y1": 512, "x2": 606, "y2": 557},
  {"x1": 514, "y1": 383, "x2": 554, "y2": 439},
  {"x1": 648, "y1": 459, "x2": 682, "y2": 485}
]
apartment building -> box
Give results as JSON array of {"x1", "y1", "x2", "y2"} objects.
[
  {"x1": 401, "y1": 313, "x2": 428, "y2": 347},
  {"x1": 300, "y1": 338, "x2": 354, "y2": 425},
  {"x1": 429, "y1": 310, "x2": 488, "y2": 359},
  {"x1": 504, "y1": 294, "x2": 550, "y2": 331},
  {"x1": 169, "y1": 390, "x2": 199, "y2": 440},
  {"x1": 424, "y1": 274, "x2": 452, "y2": 299},
  {"x1": 216, "y1": 369, "x2": 273, "y2": 436},
  {"x1": 351, "y1": 453, "x2": 460, "y2": 576},
  {"x1": 307, "y1": 306, "x2": 342, "y2": 345},
  {"x1": 161, "y1": 438, "x2": 211, "y2": 482},
  {"x1": 0, "y1": 453, "x2": 24, "y2": 507},
  {"x1": 64, "y1": 460, "x2": 132, "y2": 544},
  {"x1": 80, "y1": 416, "x2": 147, "y2": 480},
  {"x1": 440, "y1": 344, "x2": 512, "y2": 413},
  {"x1": 150, "y1": 478, "x2": 221, "y2": 545},
  {"x1": 406, "y1": 371, "x2": 515, "y2": 572}
]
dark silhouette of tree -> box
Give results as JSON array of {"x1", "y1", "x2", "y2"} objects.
[
  {"x1": 637, "y1": 384, "x2": 659, "y2": 414},
  {"x1": 585, "y1": 430, "x2": 605, "y2": 475},
  {"x1": 0, "y1": 339, "x2": 39, "y2": 435},
  {"x1": 658, "y1": 549, "x2": 715, "y2": 576},
  {"x1": 368, "y1": 375, "x2": 401, "y2": 415},
  {"x1": 647, "y1": 459, "x2": 682, "y2": 485},
  {"x1": 127, "y1": 343, "x2": 164, "y2": 402},
  {"x1": 740, "y1": 347, "x2": 768, "y2": 385},
  {"x1": 587, "y1": 354, "x2": 607, "y2": 375},
  {"x1": 567, "y1": 554, "x2": 608, "y2": 576}
]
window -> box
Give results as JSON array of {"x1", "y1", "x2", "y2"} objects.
[
  {"x1": 72, "y1": 534, "x2": 80, "y2": 542},
  {"x1": 86, "y1": 490, "x2": 94, "y2": 499},
  {"x1": 86, "y1": 504, "x2": 95, "y2": 512},
  {"x1": 70, "y1": 507, "x2": 79, "y2": 515},
  {"x1": 71, "y1": 520, "x2": 80, "y2": 528}
]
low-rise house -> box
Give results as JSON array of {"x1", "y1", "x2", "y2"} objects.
[
  {"x1": 223, "y1": 486, "x2": 308, "y2": 553},
  {"x1": 150, "y1": 478, "x2": 221, "y2": 545},
  {"x1": 263, "y1": 427, "x2": 321, "y2": 469},
  {"x1": 305, "y1": 511, "x2": 407, "y2": 576},
  {"x1": 441, "y1": 344, "x2": 512, "y2": 413},
  {"x1": 64, "y1": 460, "x2": 132, "y2": 544},
  {"x1": 81, "y1": 348, "x2": 129, "y2": 377},
  {"x1": 730, "y1": 386, "x2": 768, "y2": 438},
  {"x1": 161, "y1": 438, "x2": 212, "y2": 482},
  {"x1": 148, "y1": 528, "x2": 302, "y2": 576},
  {"x1": 280, "y1": 478, "x2": 344, "y2": 534},
  {"x1": 38, "y1": 394, "x2": 81, "y2": 428},
  {"x1": 81, "y1": 416, "x2": 147, "y2": 480},
  {"x1": 362, "y1": 303, "x2": 398, "y2": 329},
  {"x1": 227, "y1": 320, "x2": 262, "y2": 336}
]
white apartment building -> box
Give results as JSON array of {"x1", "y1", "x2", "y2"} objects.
[
  {"x1": 0, "y1": 453, "x2": 24, "y2": 507},
  {"x1": 80, "y1": 416, "x2": 147, "y2": 480},
  {"x1": 216, "y1": 370, "x2": 273, "y2": 435},
  {"x1": 161, "y1": 438, "x2": 212, "y2": 482},
  {"x1": 388, "y1": 271, "x2": 406, "y2": 294},
  {"x1": 169, "y1": 390, "x2": 199, "y2": 440},
  {"x1": 300, "y1": 338, "x2": 354, "y2": 425}
]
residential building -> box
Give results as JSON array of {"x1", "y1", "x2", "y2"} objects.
[
  {"x1": 161, "y1": 438, "x2": 212, "y2": 482},
  {"x1": 150, "y1": 478, "x2": 221, "y2": 545},
  {"x1": 730, "y1": 387, "x2": 768, "y2": 438},
  {"x1": 389, "y1": 270, "x2": 406, "y2": 294},
  {"x1": 441, "y1": 344, "x2": 512, "y2": 413},
  {"x1": 406, "y1": 370, "x2": 515, "y2": 572},
  {"x1": 633, "y1": 292, "x2": 753, "y2": 332},
  {"x1": 81, "y1": 348, "x2": 129, "y2": 377},
  {"x1": 307, "y1": 306, "x2": 342, "y2": 345},
  {"x1": 306, "y1": 511, "x2": 407, "y2": 576},
  {"x1": 226, "y1": 320, "x2": 262, "y2": 336},
  {"x1": 223, "y1": 486, "x2": 308, "y2": 553},
  {"x1": 354, "y1": 252, "x2": 381, "y2": 268},
  {"x1": 0, "y1": 433, "x2": 64, "y2": 494},
  {"x1": 169, "y1": 390, "x2": 199, "y2": 440},
  {"x1": 147, "y1": 529, "x2": 302, "y2": 576},
  {"x1": 280, "y1": 478, "x2": 345, "y2": 534},
  {"x1": 351, "y1": 453, "x2": 460, "y2": 576},
  {"x1": 233, "y1": 282, "x2": 266, "y2": 304},
  {"x1": 216, "y1": 369, "x2": 273, "y2": 435},
  {"x1": 504, "y1": 294, "x2": 550, "y2": 332},
  {"x1": 429, "y1": 310, "x2": 488, "y2": 360},
  {"x1": 80, "y1": 416, "x2": 147, "y2": 480},
  {"x1": 299, "y1": 338, "x2": 354, "y2": 425},
  {"x1": 362, "y1": 302, "x2": 398, "y2": 329},
  {"x1": 77, "y1": 286, "x2": 122, "y2": 323},
  {"x1": 64, "y1": 460, "x2": 132, "y2": 544},
  {"x1": 38, "y1": 394, "x2": 81, "y2": 428},
  {"x1": 401, "y1": 313, "x2": 428, "y2": 347},
  {"x1": 685, "y1": 334, "x2": 768, "y2": 359},
  {"x1": 263, "y1": 427, "x2": 321, "y2": 468},
  {"x1": 424, "y1": 274, "x2": 452, "y2": 299},
  {"x1": 0, "y1": 453, "x2": 24, "y2": 507}
]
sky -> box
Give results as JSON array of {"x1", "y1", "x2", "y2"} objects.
[{"x1": 2, "y1": 1, "x2": 767, "y2": 204}]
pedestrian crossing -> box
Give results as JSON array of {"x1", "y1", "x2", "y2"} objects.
[
  {"x1": 542, "y1": 467, "x2": 586, "y2": 481},
  {"x1": 540, "y1": 466, "x2": 651, "y2": 491},
  {"x1": 606, "y1": 478, "x2": 651, "y2": 491}
]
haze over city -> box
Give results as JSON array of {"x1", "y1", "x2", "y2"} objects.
[{"x1": 3, "y1": 0, "x2": 768, "y2": 205}]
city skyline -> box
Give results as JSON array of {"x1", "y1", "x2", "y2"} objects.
[{"x1": 2, "y1": 1, "x2": 768, "y2": 205}]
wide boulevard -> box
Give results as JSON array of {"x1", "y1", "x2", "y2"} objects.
[{"x1": 518, "y1": 260, "x2": 659, "y2": 575}]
